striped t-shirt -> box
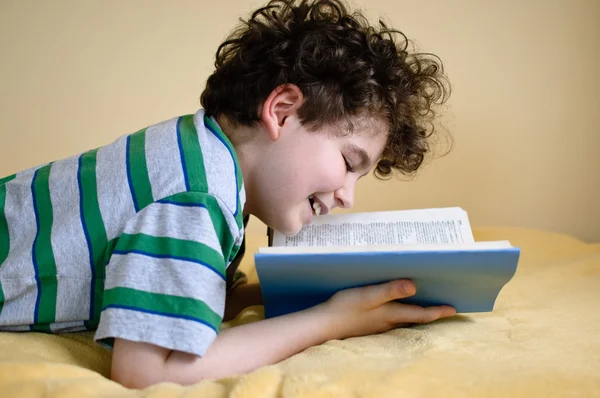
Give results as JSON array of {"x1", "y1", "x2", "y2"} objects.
[{"x1": 0, "y1": 109, "x2": 246, "y2": 356}]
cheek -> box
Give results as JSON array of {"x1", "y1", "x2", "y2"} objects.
[
  {"x1": 300, "y1": 153, "x2": 345, "y2": 191},
  {"x1": 259, "y1": 157, "x2": 305, "y2": 202},
  {"x1": 318, "y1": 153, "x2": 346, "y2": 185},
  {"x1": 266, "y1": 137, "x2": 344, "y2": 197}
]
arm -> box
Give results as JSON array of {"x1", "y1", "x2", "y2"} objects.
[
  {"x1": 111, "y1": 280, "x2": 456, "y2": 388},
  {"x1": 112, "y1": 302, "x2": 333, "y2": 388}
]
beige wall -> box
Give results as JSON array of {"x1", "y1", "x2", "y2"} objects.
[{"x1": 1, "y1": 0, "x2": 598, "y2": 242}]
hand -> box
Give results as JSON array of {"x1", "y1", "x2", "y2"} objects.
[{"x1": 321, "y1": 279, "x2": 456, "y2": 339}]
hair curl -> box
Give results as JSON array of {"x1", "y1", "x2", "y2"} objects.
[{"x1": 201, "y1": 0, "x2": 451, "y2": 178}]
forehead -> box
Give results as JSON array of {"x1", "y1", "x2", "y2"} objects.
[
  {"x1": 341, "y1": 129, "x2": 388, "y2": 160},
  {"x1": 333, "y1": 115, "x2": 389, "y2": 152},
  {"x1": 327, "y1": 120, "x2": 388, "y2": 173},
  {"x1": 334, "y1": 113, "x2": 389, "y2": 137}
]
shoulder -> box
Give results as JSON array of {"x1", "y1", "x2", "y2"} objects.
[{"x1": 188, "y1": 110, "x2": 245, "y2": 223}]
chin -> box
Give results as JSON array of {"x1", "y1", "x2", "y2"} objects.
[
  {"x1": 274, "y1": 218, "x2": 305, "y2": 237},
  {"x1": 261, "y1": 207, "x2": 307, "y2": 237},
  {"x1": 277, "y1": 225, "x2": 303, "y2": 237}
]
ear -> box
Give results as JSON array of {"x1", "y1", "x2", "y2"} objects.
[{"x1": 260, "y1": 84, "x2": 303, "y2": 140}]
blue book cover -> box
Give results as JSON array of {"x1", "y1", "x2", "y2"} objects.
[
  {"x1": 255, "y1": 246, "x2": 520, "y2": 318},
  {"x1": 254, "y1": 208, "x2": 520, "y2": 319}
]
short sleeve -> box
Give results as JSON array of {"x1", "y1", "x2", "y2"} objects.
[{"x1": 94, "y1": 191, "x2": 239, "y2": 356}]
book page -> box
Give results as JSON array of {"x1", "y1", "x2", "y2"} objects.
[
  {"x1": 272, "y1": 207, "x2": 475, "y2": 247},
  {"x1": 258, "y1": 240, "x2": 511, "y2": 254}
]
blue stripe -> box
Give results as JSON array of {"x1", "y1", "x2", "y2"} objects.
[
  {"x1": 176, "y1": 117, "x2": 191, "y2": 191},
  {"x1": 204, "y1": 118, "x2": 240, "y2": 217},
  {"x1": 125, "y1": 136, "x2": 139, "y2": 212},
  {"x1": 111, "y1": 249, "x2": 225, "y2": 280},
  {"x1": 30, "y1": 168, "x2": 42, "y2": 324},
  {"x1": 156, "y1": 199, "x2": 208, "y2": 209},
  {"x1": 77, "y1": 155, "x2": 96, "y2": 321},
  {"x1": 103, "y1": 304, "x2": 218, "y2": 333}
]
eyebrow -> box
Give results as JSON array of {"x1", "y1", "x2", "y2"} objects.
[{"x1": 346, "y1": 143, "x2": 372, "y2": 172}]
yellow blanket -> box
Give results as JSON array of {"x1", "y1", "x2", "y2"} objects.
[{"x1": 1, "y1": 227, "x2": 599, "y2": 397}]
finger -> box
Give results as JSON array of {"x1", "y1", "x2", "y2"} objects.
[
  {"x1": 360, "y1": 279, "x2": 416, "y2": 307},
  {"x1": 387, "y1": 303, "x2": 456, "y2": 324}
]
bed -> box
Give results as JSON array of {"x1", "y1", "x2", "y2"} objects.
[{"x1": 0, "y1": 226, "x2": 598, "y2": 397}]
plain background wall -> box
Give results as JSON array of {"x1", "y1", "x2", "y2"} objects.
[{"x1": 1, "y1": 0, "x2": 598, "y2": 242}]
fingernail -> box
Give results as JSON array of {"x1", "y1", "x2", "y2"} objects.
[{"x1": 400, "y1": 281, "x2": 415, "y2": 293}]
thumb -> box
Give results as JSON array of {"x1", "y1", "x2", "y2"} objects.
[{"x1": 362, "y1": 279, "x2": 416, "y2": 308}]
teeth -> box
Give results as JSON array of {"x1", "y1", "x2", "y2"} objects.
[{"x1": 312, "y1": 201, "x2": 321, "y2": 216}]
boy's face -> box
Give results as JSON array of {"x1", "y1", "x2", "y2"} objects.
[{"x1": 249, "y1": 114, "x2": 388, "y2": 236}]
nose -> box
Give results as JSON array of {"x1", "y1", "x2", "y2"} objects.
[{"x1": 334, "y1": 176, "x2": 356, "y2": 209}]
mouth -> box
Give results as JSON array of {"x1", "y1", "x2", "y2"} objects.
[{"x1": 308, "y1": 195, "x2": 327, "y2": 216}]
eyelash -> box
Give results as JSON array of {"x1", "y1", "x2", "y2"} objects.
[{"x1": 343, "y1": 156, "x2": 353, "y2": 172}]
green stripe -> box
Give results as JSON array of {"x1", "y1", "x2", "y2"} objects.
[
  {"x1": 103, "y1": 287, "x2": 222, "y2": 332},
  {"x1": 80, "y1": 149, "x2": 108, "y2": 322},
  {"x1": 32, "y1": 165, "x2": 57, "y2": 324},
  {"x1": 0, "y1": 174, "x2": 16, "y2": 186},
  {"x1": 85, "y1": 320, "x2": 99, "y2": 329},
  {"x1": 128, "y1": 129, "x2": 153, "y2": 211},
  {"x1": 103, "y1": 237, "x2": 119, "y2": 266},
  {"x1": 30, "y1": 323, "x2": 52, "y2": 333},
  {"x1": 179, "y1": 115, "x2": 208, "y2": 192},
  {"x1": 204, "y1": 116, "x2": 244, "y2": 230},
  {"x1": 114, "y1": 233, "x2": 225, "y2": 278},
  {"x1": 229, "y1": 242, "x2": 242, "y2": 263},
  {"x1": 161, "y1": 192, "x2": 236, "y2": 262}
]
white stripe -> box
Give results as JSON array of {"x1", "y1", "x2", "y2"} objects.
[
  {"x1": 48, "y1": 156, "x2": 92, "y2": 322},
  {"x1": 0, "y1": 325, "x2": 31, "y2": 331},
  {"x1": 50, "y1": 320, "x2": 87, "y2": 333},
  {"x1": 54, "y1": 276, "x2": 92, "y2": 323},
  {"x1": 105, "y1": 252, "x2": 226, "y2": 317},
  {"x1": 0, "y1": 277, "x2": 37, "y2": 326},
  {"x1": 144, "y1": 117, "x2": 187, "y2": 201},
  {"x1": 96, "y1": 135, "x2": 137, "y2": 242},
  {"x1": 14, "y1": 163, "x2": 49, "y2": 180},
  {"x1": 121, "y1": 201, "x2": 224, "y2": 258},
  {"x1": 194, "y1": 111, "x2": 238, "y2": 214},
  {"x1": 239, "y1": 181, "x2": 246, "y2": 209},
  {"x1": 95, "y1": 307, "x2": 217, "y2": 356},
  {"x1": 0, "y1": 176, "x2": 38, "y2": 325}
]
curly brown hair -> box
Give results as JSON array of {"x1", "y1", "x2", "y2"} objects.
[{"x1": 201, "y1": 0, "x2": 451, "y2": 178}]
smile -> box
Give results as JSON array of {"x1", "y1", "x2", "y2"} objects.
[{"x1": 308, "y1": 195, "x2": 326, "y2": 216}]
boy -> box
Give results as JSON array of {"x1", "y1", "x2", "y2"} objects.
[{"x1": 0, "y1": 0, "x2": 456, "y2": 388}]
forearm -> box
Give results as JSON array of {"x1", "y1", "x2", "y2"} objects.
[
  {"x1": 164, "y1": 304, "x2": 334, "y2": 384},
  {"x1": 113, "y1": 279, "x2": 456, "y2": 388}
]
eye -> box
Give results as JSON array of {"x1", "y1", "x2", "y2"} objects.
[{"x1": 343, "y1": 156, "x2": 353, "y2": 172}]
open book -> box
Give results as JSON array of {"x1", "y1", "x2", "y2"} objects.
[{"x1": 254, "y1": 207, "x2": 520, "y2": 318}]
